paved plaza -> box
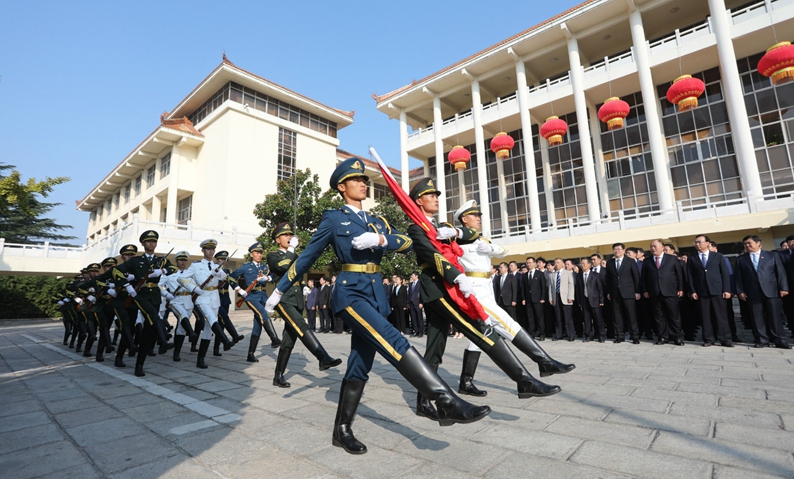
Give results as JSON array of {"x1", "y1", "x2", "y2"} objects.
[{"x1": 1, "y1": 313, "x2": 794, "y2": 478}]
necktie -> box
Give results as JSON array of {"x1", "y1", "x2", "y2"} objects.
[
  {"x1": 357, "y1": 210, "x2": 367, "y2": 223},
  {"x1": 500, "y1": 275, "x2": 505, "y2": 288},
  {"x1": 701, "y1": 253, "x2": 707, "y2": 267},
  {"x1": 584, "y1": 273, "x2": 589, "y2": 297},
  {"x1": 556, "y1": 271, "x2": 561, "y2": 294},
  {"x1": 616, "y1": 259, "x2": 621, "y2": 271},
  {"x1": 208, "y1": 262, "x2": 211, "y2": 270},
  {"x1": 656, "y1": 256, "x2": 661, "y2": 269},
  {"x1": 752, "y1": 253, "x2": 759, "y2": 271}
]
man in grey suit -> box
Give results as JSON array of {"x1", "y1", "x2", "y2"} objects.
[
  {"x1": 577, "y1": 258, "x2": 604, "y2": 342},
  {"x1": 735, "y1": 235, "x2": 791, "y2": 349},
  {"x1": 548, "y1": 258, "x2": 576, "y2": 341}
]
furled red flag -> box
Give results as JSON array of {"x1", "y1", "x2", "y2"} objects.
[{"x1": 369, "y1": 147, "x2": 488, "y2": 322}]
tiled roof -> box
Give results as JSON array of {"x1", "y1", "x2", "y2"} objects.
[{"x1": 160, "y1": 114, "x2": 204, "y2": 137}]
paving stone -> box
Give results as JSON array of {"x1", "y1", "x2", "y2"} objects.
[
  {"x1": 712, "y1": 464, "x2": 791, "y2": 479},
  {"x1": 36, "y1": 462, "x2": 102, "y2": 479},
  {"x1": 713, "y1": 422, "x2": 794, "y2": 451},
  {"x1": 0, "y1": 422, "x2": 64, "y2": 453},
  {"x1": 569, "y1": 440, "x2": 711, "y2": 479},
  {"x1": 84, "y1": 432, "x2": 181, "y2": 474},
  {"x1": 393, "y1": 431, "x2": 507, "y2": 475},
  {"x1": 106, "y1": 452, "x2": 218, "y2": 479},
  {"x1": 122, "y1": 400, "x2": 188, "y2": 423},
  {"x1": 0, "y1": 410, "x2": 51, "y2": 433},
  {"x1": 65, "y1": 416, "x2": 147, "y2": 448},
  {"x1": 53, "y1": 404, "x2": 124, "y2": 429},
  {"x1": 675, "y1": 381, "x2": 767, "y2": 399},
  {"x1": 719, "y1": 396, "x2": 794, "y2": 414},
  {"x1": 484, "y1": 451, "x2": 632, "y2": 479},
  {"x1": 311, "y1": 443, "x2": 422, "y2": 479},
  {"x1": 257, "y1": 419, "x2": 337, "y2": 456},
  {"x1": 471, "y1": 424, "x2": 582, "y2": 458},
  {"x1": 544, "y1": 415, "x2": 656, "y2": 449},
  {"x1": 631, "y1": 387, "x2": 720, "y2": 406},
  {"x1": 582, "y1": 393, "x2": 670, "y2": 413},
  {"x1": 0, "y1": 440, "x2": 89, "y2": 478},
  {"x1": 602, "y1": 409, "x2": 711, "y2": 436},
  {"x1": 668, "y1": 403, "x2": 783, "y2": 429}
]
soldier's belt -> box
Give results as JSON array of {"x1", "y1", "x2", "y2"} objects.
[
  {"x1": 142, "y1": 282, "x2": 160, "y2": 288},
  {"x1": 465, "y1": 272, "x2": 490, "y2": 279},
  {"x1": 342, "y1": 263, "x2": 380, "y2": 274},
  {"x1": 253, "y1": 286, "x2": 268, "y2": 291},
  {"x1": 176, "y1": 292, "x2": 192, "y2": 296},
  {"x1": 203, "y1": 286, "x2": 218, "y2": 291},
  {"x1": 420, "y1": 263, "x2": 431, "y2": 270},
  {"x1": 220, "y1": 289, "x2": 228, "y2": 294}
]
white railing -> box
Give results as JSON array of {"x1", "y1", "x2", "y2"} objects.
[
  {"x1": 648, "y1": 19, "x2": 713, "y2": 53},
  {"x1": 528, "y1": 73, "x2": 572, "y2": 96},
  {"x1": 0, "y1": 239, "x2": 83, "y2": 259},
  {"x1": 583, "y1": 48, "x2": 635, "y2": 77},
  {"x1": 407, "y1": 124, "x2": 434, "y2": 140},
  {"x1": 730, "y1": 0, "x2": 770, "y2": 24}
]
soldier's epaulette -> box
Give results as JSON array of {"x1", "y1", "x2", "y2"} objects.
[
  {"x1": 377, "y1": 216, "x2": 393, "y2": 234},
  {"x1": 278, "y1": 259, "x2": 292, "y2": 267},
  {"x1": 193, "y1": 260, "x2": 201, "y2": 263},
  {"x1": 166, "y1": 265, "x2": 178, "y2": 274},
  {"x1": 394, "y1": 235, "x2": 412, "y2": 252}
]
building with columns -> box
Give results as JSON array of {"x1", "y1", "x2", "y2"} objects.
[{"x1": 375, "y1": 0, "x2": 794, "y2": 258}]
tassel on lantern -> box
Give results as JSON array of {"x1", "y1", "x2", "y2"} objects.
[
  {"x1": 448, "y1": 145, "x2": 471, "y2": 171},
  {"x1": 757, "y1": 41, "x2": 794, "y2": 86},
  {"x1": 540, "y1": 116, "x2": 568, "y2": 147},
  {"x1": 490, "y1": 132, "x2": 515, "y2": 160}
]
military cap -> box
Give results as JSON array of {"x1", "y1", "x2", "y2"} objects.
[
  {"x1": 330, "y1": 157, "x2": 369, "y2": 189},
  {"x1": 87, "y1": 263, "x2": 101, "y2": 272},
  {"x1": 271, "y1": 222, "x2": 294, "y2": 241},
  {"x1": 139, "y1": 230, "x2": 159, "y2": 243},
  {"x1": 101, "y1": 257, "x2": 117, "y2": 267},
  {"x1": 249, "y1": 241, "x2": 265, "y2": 253},
  {"x1": 74, "y1": 273, "x2": 84, "y2": 280},
  {"x1": 80, "y1": 267, "x2": 88, "y2": 273},
  {"x1": 175, "y1": 250, "x2": 190, "y2": 261},
  {"x1": 454, "y1": 199, "x2": 482, "y2": 223},
  {"x1": 119, "y1": 244, "x2": 138, "y2": 255},
  {"x1": 409, "y1": 177, "x2": 442, "y2": 201},
  {"x1": 214, "y1": 250, "x2": 229, "y2": 260},
  {"x1": 200, "y1": 239, "x2": 218, "y2": 250}
]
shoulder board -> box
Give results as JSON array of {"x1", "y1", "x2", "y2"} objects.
[
  {"x1": 278, "y1": 259, "x2": 292, "y2": 267},
  {"x1": 377, "y1": 216, "x2": 392, "y2": 234},
  {"x1": 193, "y1": 260, "x2": 201, "y2": 263}
]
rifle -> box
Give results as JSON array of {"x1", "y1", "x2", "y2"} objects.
[
  {"x1": 235, "y1": 263, "x2": 269, "y2": 308},
  {"x1": 124, "y1": 248, "x2": 174, "y2": 307},
  {"x1": 192, "y1": 249, "x2": 238, "y2": 303}
]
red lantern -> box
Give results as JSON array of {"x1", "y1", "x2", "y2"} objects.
[
  {"x1": 540, "y1": 116, "x2": 568, "y2": 147},
  {"x1": 598, "y1": 97, "x2": 631, "y2": 131},
  {"x1": 490, "y1": 132, "x2": 515, "y2": 160},
  {"x1": 666, "y1": 75, "x2": 705, "y2": 112},
  {"x1": 448, "y1": 145, "x2": 471, "y2": 171},
  {"x1": 757, "y1": 41, "x2": 794, "y2": 86}
]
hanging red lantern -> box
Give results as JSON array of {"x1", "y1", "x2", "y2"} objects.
[
  {"x1": 666, "y1": 75, "x2": 705, "y2": 112},
  {"x1": 490, "y1": 132, "x2": 515, "y2": 159},
  {"x1": 598, "y1": 97, "x2": 631, "y2": 131},
  {"x1": 757, "y1": 41, "x2": 794, "y2": 86},
  {"x1": 448, "y1": 145, "x2": 471, "y2": 171},
  {"x1": 540, "y1": 116, "x2": 568, "y2": 147}
]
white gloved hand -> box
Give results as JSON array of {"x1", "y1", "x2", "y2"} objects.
[
  {"x1": 75, "y1": 297, "x2": 83, "y2": 304},
  {"x1": 148, "y1": 268, "x2": 163, "y2": 278},
  {"x1": 436, "y1": 227, "x2": 460, "y2": 240},
  {"x1": 257, "y1": 275, "x2": 270, "y2": 283},
  {"x1": 165, "y1": 292, "x2": 175, "y2": 301},
  {"x1": 193, "y1": 287, "x2": 204, "y2": 295},
  {"x1": 454, "y1": 274, "x2": 475, "y2": 298},
  {"x1": 212, "y1": 268, "x2": 225, "y2": 278},
  {"x1": 287, "y1": 236, "x2": 299, "y2": 252},
  {"x1": 483, "y1": 316, "x2": 494, "y2": 327},
  {"x1": 125, "y1": 284, "x2": 137, "y2": 298},
  {"x1": 64, "y1": 298, "x2": 70, "y2": 303},
  {"x1": 352, "y1": 232, "x2": 381, "y2": 250},
  {"x1": 107, "y1": 288, "x2": 117, "y2": 298},
  {"x1": 87, "y1": 295, "x2": 96, "y2": 303},
  {"x1": 126, "y1": 273, "x2": 135, "y2": 281},
  {"x1": 88, "y1": 287, "x2": 96, "y2": 293},
  {"x1": 238, "y1": 289, "x2": 248, "y2": 299},
  {"x1": 476, "y1": 242, "x2": 494, "y2": 253},
  {"x1": 265, "y1": 289, "x2": 282, "y2": 315},
  {"x1": 57, "y1": 301, "x2": 64, "y2": 307}
]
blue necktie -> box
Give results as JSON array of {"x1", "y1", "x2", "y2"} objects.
[
  {"x1": 752, "y1": 254, "x2": 759, "y2": 271},
  {"x1": 556, "y1": 272, "x2": 561, "y2": 294},
  {"x1": 701, "y1": 253, "x2": 707, "y2": 267},
  {"x1": 358, "y1": 211, "x2": 367, "y2": 223}
]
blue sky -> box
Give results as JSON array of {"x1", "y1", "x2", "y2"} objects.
[{"x1": 0, "y1": 0, "x2": 580, "y2": 242}]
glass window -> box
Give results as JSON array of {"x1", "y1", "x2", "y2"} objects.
[
  {"x1": 134, "y1": 176, "x2": 141, "y2": 196},
  {"x1": 178, "y1": 195, "x2": 192, "y2": 225},
  {"x1": 123, "y1": 184, "x2": 130, "y2": 203},
  {"x1": 277, "y1": 128, "x2": 297, "y2": 181},
  {"x1": 159, "y1": 153, "x2": 171, "y2": 178},
  {"x1": 146, "y1": 166, "x2": 156, "y2": 188}
]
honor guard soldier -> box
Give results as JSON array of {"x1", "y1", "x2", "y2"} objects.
[
  {"x1": 230, "y1": 241, "x2": 282, "y2": 362},
  {"x1": 79, "y1": 259, "x2": 119, "y2": 361},
  {"x1": 71, "y1": 267, "x2": 92, "y2": 351},
  {"x1": 109, "y1": 244, "x2": 143, "y2": 368},
  {"x1": 76, "y1": 263, "x2": 103, "y2": 357},
  {"x1": 451, "y1": 200, "x2": 574, "y2": 396},
  {"x1": 213, "y1": 250, "x2": 244, "y2": 357},
  {"x1": 59, "y1": 276, "x2": 80, "y2": 345},
  {"x1": 407, "y1": 178, "x2": 561, "y2": 420},
  {"x1": 267, "y1": 222, "x2": 342, "y2": 388},
  {"x1": 265, "y1": 158, "x2": 490, "y2": 455},
  {"x1": 158, "y1": 250, "x2": 199, "y2": 362},
  {"x1": 112, "y1": 230, "x2": 175, "y2": 376}
]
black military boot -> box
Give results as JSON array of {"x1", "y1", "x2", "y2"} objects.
[
  {"x1": 191, "y1": 317, "x2": 204, "y2": 352},
  {"x1": 301, "y1": 330, "x2": 342, "y2": 370},
  {"x1": 225, "y1": 319, "x2": 244, "y2": 343},
  {"x1": 180, "y1": 317, "x2": 198, "y2": 343},
  {"x1": 101, "y1": 326, "x2": 115, "y2": 354},
  {"x1": 262, "y1": 320, "x2": 282, "y2": 348},
  {"x1": 154, "y1": 320, "x2": 174, "y2": 355},
  {"x1": 173, "y1": 335, "x2": 185, "y2": 362},
  {"x1": 95, "y1": 333, "x2": 105, "y2": 362},
  {"x1": 82, "y1": 334, "x2": 95, "y2": 357},
  {"x1": 211, "y1": 322, "x2": 234, "y2": 351},
  {"x1": 213, "y1": 337, "x2": 222, "y2": 357},
  {"x1": 273, "y1": 348, "x2": 292, "y2": 388},
  {"x1": 415, "y1": 363, "x2": 439, "y2": 422},
  {"x1": 487, "y1": 336, "x2": 561, "y2": 398},
  {"x1": 114, "y1": 341, "x2": 127, "y2": 368},
  {"x1": 68, "y1": 324, "x2": 78, "y2": 348},
  {"x1": 397, "y1": 347, "x2": 491, "y2": 426},
  {"x1": 196, "y1": 339, "x2": 211, "y2": 369},
  {"x1": 75, "y1": 333, "x2": 85, "y2": 353},
  {"x1": 332, "y1": 379, "x2": 367, "y2": 455},
  {"x1": 63, "y1": 326, "x2": 71, "y2": 345},
  {"x1": 247, "y1": 335, "x2": 260, "y2": 362},
  {"x1": 122, "y1": 327, "x2": 138, "y2": 356},
  {"x1": 511, "y1": 329, "x2": 576, "y2": 377},
  {"x1": 112, "y1": 328, "x2": 120, "y2": 345},
  {"x1": 459, "y1": 350, "x2": 487, "y2": 397},
  {"x1": 134, "y1": 345, "x2": 146, "y2": 377}
]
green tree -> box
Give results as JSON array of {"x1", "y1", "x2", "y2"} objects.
[
  {"x1": 0, "y1": 275, "x2": 70, "y2": 319},
  {"x1": 369, "y1": 194, "x2": 418, "y2": 277}
]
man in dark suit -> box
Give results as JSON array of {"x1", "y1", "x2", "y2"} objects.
[
  {"x1": 688, "y1": 235, "x2": 733, "y2": 347},
  {"x1": 408, "y1": 272, "x2": 423, "y2": 337},
  {"x1": 642, "y1": 239, "x2": 685, "y2": 345},
  {"x1": 606, "y1": 242, "x2": 641, "y2": 344},
  {"x1": 735, "y1": 235, "x2": 791, "y2": 348},
  {"x1": 509, "y1": 261, "x2": 525, "y2": 326},
  {"x1": 317, "y1": 276, "x2": 331, "y2": 333},
  {"x1": 523, "y1": 257, "x2": 547, "y2": 340},
  {"x1": 591, "y1": 253, "x2": 611, "y2": 338},
  {"x1": 577, "y1": 258, "x2": 604, "y2": 342},
  {"x1": 709, "y1": 241, "x2": 741, "y2": 343},
  {"x1": 496, "y1": 262, "x2": 518, "y2": 320},
  {"x1": 391, "y1": 275, "x2": 409, "y2": 334},
  {"x1": 305, "y1": 279, "x2": 319, "y2": 331},
  {"x1": 777, "y1": 234, "x2": 794, "y2": 336}
]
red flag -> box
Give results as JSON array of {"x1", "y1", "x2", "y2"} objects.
[{"x1": 369, "y1": 148, "x2": 488, "y2": 322}]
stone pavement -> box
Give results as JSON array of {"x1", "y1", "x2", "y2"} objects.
[{"x1": 1, "y1": 315, "x2": 794, "y2": 479}]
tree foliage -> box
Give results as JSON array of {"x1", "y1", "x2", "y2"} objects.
[{"x1": 0, "y1": 275, "x2": 70, "y2": 319}]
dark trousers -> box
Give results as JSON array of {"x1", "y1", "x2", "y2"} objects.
[
  {"x1": 307, "y1": 308, "x2": 317, "y2": 331},
  {"x1": 319, "y1": 307, "x2": 331, "y2": 331},
  {"x1": 392, "y1": 308, "x2": 407, "y2": 334},
  {"x1": 333, "y1": 314, "x2": 344, "y2": 333},
  {"x1": 582, "y1": 302, "x2": 604, "y2": 339},
  {"x1": 612, "y1": 296, "x2": 639, "y2": 339},
  {"x1": 651, "y1": 295, "x2": 682, "y2": 341},
  {"x1": 553, "y1": 294, "x2": 575, "y2": 339},
  {"x1": 500, "y1": 300, "x2": 517, "y2": 323},
  {"x1": 543, "y1": 302, "x2": 556, "y2": 337},
  {"x1": 698, "y1": 295, "x2": 729, "y2": 343},
  {"x1": 525, "y1": 301, "x2": 543, "y2": 337},
  {"x1": 748, "y1": 296, "x2": 785, "y2": 345},
  {"x1": 637, "y1": 297, "x2": 653, "y2": 337},
  {"x1": 409, "y1": 303, "x2": 423, "y2": 335},
  {"x1": 422, "y1": 297, "x2": 500, "y2": 368}
]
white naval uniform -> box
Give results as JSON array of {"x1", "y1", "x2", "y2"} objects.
[
  {"x1": 187, "y1": 258, "x2": 227, "y2": 340},
  {"x1": 458, "y1": 236, "x2": 524, "y2": 352},
  {"x1": 159, "y1": 269, "x2": 198, "y2": 335}
]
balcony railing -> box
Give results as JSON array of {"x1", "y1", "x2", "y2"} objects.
[
  {"x1": 583, "y1": 48, "x2": 635, "y2": 77},
  {"x1": 648, "y1": 19, "x2": 713, "y2": 54},
  {"x1": 528, "y1": 74, "x2": 572, "y2": 96}
]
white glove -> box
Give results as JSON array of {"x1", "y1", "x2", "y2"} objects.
[
  {"x1": 125, "y1": 284, "x2": 137, "y2": 298},
  {"x1": 436, "y1": 227, "x2": 460, "y2": 240},
  {"x1": 88, "y1": 287, "x2": 96, "y2": 293},
  {"x1": 236, "y1": 287, "x2": 248, "y2": 298},
  {"x1": 476, "y1": 242, "x2": 494, "y2": 253},
  {"x1": 57, "y1": 301, "x2": 64, "y2": 306},
  {"x1": 257, "y1": 275, "x2": 270, "y2": 283},
  {"x1": 165, "y1": 293, "x2": 175, "y2": 301},
  {"x1": 484, "y1": 316, "x2": 494, "y2": 327},
  {"x1": 352, "y1": 232, "x2": 381, "y2": 250},
  {"x1": 212, "y1": 269, "x2": 226, "y2": 279},
  {"x1": 287, "y1": 237, "x2": 299, "y2": 252},
  {"x1": 265, "y1": 289, "x2": 282, "y2": 315},
  {"x1": 64, "y1": 298, "x2": 70, "y2": 303},
  {"x1": 193, "y1": 286, "x2": 204, "y2": 295},
  {"x1": 107, "y1": 288, "x2": 117, "y2": 298},
  {"x1": 87, "y1": 295, "x2": 96, "y2": 303},
  {"x1": 75, "y1": 297, "x2": 83, "y2": 304},
  {"x1": 126, "y1": 273, "x2": 135, "y2": 281},
  {"x1": 148, "y1": 268, "x2": 164, "y2": 278},
  {"x1": 454, "y1": 274, "x2": 475, "y2": 298}
]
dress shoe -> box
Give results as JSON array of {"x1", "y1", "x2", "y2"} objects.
[
  {"x1": 703, "y1": 342, "x2": 714, "y2": 347},
  {"x1": 552, "y1": 337, "x2": 560, "y2": 341},
  {"x1": 754, "y1": 342, "x2": 767, "y2": 348},
  {"x1": 654, "y1": 339, "x2": 666, "y2": 345},
  {"x1": 582, "y1": 337, "x2": 590, "y2": 343},
  {"x1": 732, "y1": 335, "x2": 742, "y2": 343},
  {"x1": 673, "y1": 340, "x2": 685, "y2": 346},
  {"x1": 632, "y1": 339, "x2": 640, "y2": 344},
  {"x1": 134, "y1": 364, "x2": 145, "y2": 377},
  {"x1": 613, "y1": 338, "x2": 624, "y2": 344},
  {"x1": 537, "y1": 336, "x2": 545, "y2": 341},
  {"x1": 720, "y1": 341, "x2": 734, "y2": 348},
  {"x1": 775, "y1": 341, "x2": 792, "y2": 349},
  {"x1": 644, "y1": 332, "x2": 654, "y2": 340},
  {"x1": 568, "y1": 337, "x2": 575, "y2": 342},
  {"x1": 598, "y1": 337, "x2": 605, "y2": 343}
]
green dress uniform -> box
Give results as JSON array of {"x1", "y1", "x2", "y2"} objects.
[{"x1": 266, "y1": 222, "x2": 341, "y2": 388}]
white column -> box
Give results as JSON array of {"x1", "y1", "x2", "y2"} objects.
[
  {"x1": 151, "y1": 195, "x2": 161, "y2": 223},
  {"x1": 587, "y1": 103, "x2": 611, "y2": 217},
  {"x1": 708, "y1": 0, "x2": 763, "y2": 205},
  {"x1": 629, "y1": 9, "x2": 675, "y2": 214},
  {"x1": 399, "y1": 109, "x2": 410, "y2": 191},
  {"x1": 495, "y1": 155, "x2": 510, "y2": 234},
  {"x1": 514, "y1": 59, "x2": 542, "y2": 232},
  {"x1": 469, "y1": 80, "x2": 492, "y2": 236},
  {"x1": 539, "y1": 133, "x2": 556, "y2": 227},
  {"x1": 566, "y1": 34, "x2": 601, "y2": 222},
  {"x1": 431, "y1": 96, "x2": 448, "y2": 221},
  {"x1": 166, "y1": 145, "x2": 180, "y2": 224}
]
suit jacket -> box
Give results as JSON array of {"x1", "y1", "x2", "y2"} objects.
[
  {"x1": 306, "y1": 286, "x2": 319, "y2": 309},
  {"x1": 606, "y1": 256, "x2": 640, "y2": 299},
  {"x1": 409, "y1": 280, "x2": 421, "y2": 307},
  {"x1": 576, "y1": 270, "x2": 604, "y2": 308},
  {"x1": 498, "y1": 273, "x2": 518, "y2": 305},
  {"x1": 735, "y1": 250, "x2": 789, "y2": 300},
  {"x1": 592, "y1": 265, "x2": 608, "y2": 288},
  {"x1": 641, "y1": 254, "x2": 684, "y2": 298},
  {"x1": 523, "y1": 269, "x2": 547, "y2": 303},
  {"x1": 548, "y1": 269, "x2": 575, "y2": 304},
  {"x1": 512, "y1": 272, "x2": 524, "y2": 303},
  {"x1": 392, "y1": 284, "x2": 408, "y2": 309},
  {"x1": 317, "y1": 284, "x2": 331, "y2": 308},
  {"x1": 687, "y1": 251, "x2": 731, "y2": 297}
]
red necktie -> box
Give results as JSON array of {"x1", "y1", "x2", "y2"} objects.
[{"x1": 655, "y1": 256, "x2": 660, "y2": 269}]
